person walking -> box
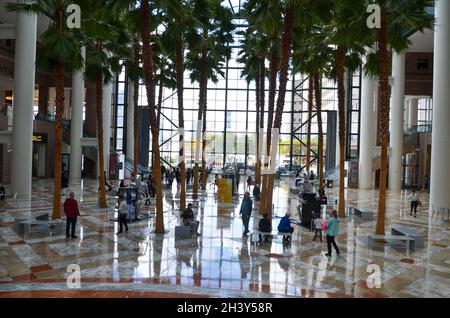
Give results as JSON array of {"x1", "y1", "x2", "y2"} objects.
[
  {"x1": 422, "y1": 175, "x2": 429, "y2": 192},
  {"x1": 61, "y1": 170, "x2": 69, "y2": 196},
  {"x1": 240, "y1": 192, "x2": 253, "y2": 236},
  {"x1": 126, "y1": 190, "x2": 134, "y2": 220},
  {"x1": 64, "y1": 192, "x2": 80, "y2": 239},
  {"x1": 313, "y1": 213, "x2": 323, "y2": 242},
  {"x1": 325, "y1": 210, "x2": 340, "y2": 257},
  {"x1": 407, "y1": 190, "x2": 421, "y2": 218},
  {"x1": 116, "y1": 193, "x2": 129, "y2": 234},
  {"x1": 252, "y1": 184, "x2": 261, "y2": 202},
  {"x1": 246, "y1": 175, "x2": 253, "y2": 191},
  {"x1": 235, "y1": 168, "x2": 240, "y2": 193},
  {"x1": 0, "y1": 183, "x2": 6, "y2": 210}
]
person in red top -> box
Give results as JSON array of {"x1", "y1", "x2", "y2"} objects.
[{"x1": 64, "y1": 192, "x2": 80, "y2": 239}]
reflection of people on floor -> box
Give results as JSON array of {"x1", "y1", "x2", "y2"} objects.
[
  {"x1": 175, "y1": 238, "x2": 199, "y2": 285},
  {"x1": 239, "y1": 237, "x2": 250, "y2": 279}
]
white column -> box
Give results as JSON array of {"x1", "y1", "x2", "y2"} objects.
[
  {"x1": 409, "y1": 98, "x2": 418, "y2": 128},
  {"x1": 358, "y1": 66, "x2": 376, "y2": 189},
  {"x1": 388, "y1": 52, "x2": 406, "y2": 191},
  {"x1": 11, "y1": 7, "x2": 37, "y2": 199},
  {"x1": 102, "y1": 81, "x2": 113, "y2": 176},
  {"x1": 404, "y1": 98, "x2": 410, "y2": 130},
  {"x1": 430, "y1": 0, "x2": 450, "y2": 211},
  {"x1": 126, "y1": 80, "x2": 134, "y2": 161},
  {"x1": 69, "y1": 47, "x2": 85, "y2": 182}
]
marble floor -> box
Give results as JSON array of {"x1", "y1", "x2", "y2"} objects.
[{"x1": 0, "y1": 177, "x2": 449, "y2": 298}]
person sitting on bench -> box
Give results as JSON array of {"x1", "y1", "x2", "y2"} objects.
[
  {"x1": 181, "y1": 203, "x2": 200, "y2": 237},
  {"x1": 258, "y1": 213, "x2": 272, "y2": 242},
  {"x1": 278, "y1": 212, "x2": 294, "y2": 244}
]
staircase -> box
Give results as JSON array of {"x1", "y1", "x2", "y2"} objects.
[
  {"x1": 60, "y1": 118, "x2": 149, "y2": 176},
  {"x1": 371, "y1": 124, "x2": 432, "y2": 169}
]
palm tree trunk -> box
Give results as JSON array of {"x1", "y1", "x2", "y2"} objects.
[
  {"x1": 157, "y1": 71, "x2": 163, "y2": 128},
  {"x1": 266, "y1": 5, "x2": 295, "y2": 219},
  {"x1": 266, "y1": 46, "x2": 277, "y2": 154},
  {"x1": 255, "y1": 66, "x2": 261, "y2": 187},
  {"x1": 337, "y1": 45, "x2": 346, "y2": 218},
  {"x1": 376, "y1": 9, "x2": 389, "y2": 236},
  {"x1": 194, "y1": 50, "x2": 207, "y2": 196},
  {"x1": 133, "y1": 78, "x2": 139, "y2": 178},
  {"x1": 306, "y1": 76, "x2": 313, "y2": 172},
  {"x1": 140, "y1": 0, "x2": 164, "y2": 233},
  {"x1": 175, "y1": 39, "x2": 186, "y2": 211},
  {"x1": 96, "y1": 70, "x2": 107, "y2": 208},
  {"x1": 52, "y1": 62, "x2": 64, "y2": 219},
  {"x1": 314, "y1": 73, "x2": 324, "y2": 194},
  {"x1": 201, "y1": 92, "x2": 208, "y2": 190},
  {"x1": 262, "y1": 48, "x2": 278, "y2": 217},
  {"x1": 133, "y1": 49, "x2": 140, "y2": 178}
]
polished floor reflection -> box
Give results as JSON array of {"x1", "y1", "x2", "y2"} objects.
[{"x1": 0, "y1": 177, "x2": 449, "y2": 298}]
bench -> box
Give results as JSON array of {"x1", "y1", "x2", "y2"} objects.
[
  {"x1": 251, "y1": 230, "x2": 293, "y2": 243},
  {"x1": 14, "y1": 212, "x2": 54, "y2": 234},
  {"x1": 354, "y1": 207, "x2": 374, "y2": 221},
  {"x1": 16, "y1": 220, "x2": 50, "y2": 233},
  {"x1": 175, "y1": 225, "x2": 192, "y2": 239},
  {"x1": 391, "y1": 226, "x2": 424, "y2": 248},
  {"x1": 35, "y1": 212, "x2": 49, "y2": 221},
  {"x1": 368, "y1": 234, "x2": 415, "y2": 254}
]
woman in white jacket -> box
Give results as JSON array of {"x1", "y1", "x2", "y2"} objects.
[{"x1": 407, "y1": 190, "x2": 420, "y2": 218}]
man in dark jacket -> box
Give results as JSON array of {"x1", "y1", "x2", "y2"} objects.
[
  {"x1": 240, "y1": 192, "x2": 253, "y2": 236},
  {"x1": 64, "y1": 192, "x2": 81, "y2": 239},
  {"x1": 258, "y1": 213, "x2": 272, "y2": 242},
  {"x1": 252, "y1": 184, "x2": 261, "y2": 201},
  {"x1": 181, "y1": 203, "x2": 200, "y2": 236}
]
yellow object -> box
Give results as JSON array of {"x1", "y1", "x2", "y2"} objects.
[{"x1": 218, "y1": 178, "x2": 232, "y2": 204}]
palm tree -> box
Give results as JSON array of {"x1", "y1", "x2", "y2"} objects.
[
  {"x1": 264, "y1": 1, "x2": 296, "y2": 219},
  {"x1": 139, "y1": 0, "x2": 165, "y2": 233},
  {"x1": 364, "y1": 0, "x2": 434, "y2": 235},
  {"x1": 186, "y1": 0, "x2": 234, "y2": 196},
  {"x1": 7, "y1": 1, "x2": 83, "y2": 219},
  {"x1": 83, "y1": 1, "x2": 126, "y2": 208},
  {"x1": 120, "y1": 7, "x2": 143, "y2": 179},
  {"x1": 244, "y1": 0, "x2": 282, "y2": 215},
  {"x1": 331, "y1": 0, "x2": 366, "y2": 218},
  {"x1": 160, "y1": 0, "x2": 201, "y2": 211},
  {"x1": 305, "y1": 76, "x2": 313, "y2": 172},
  {"x1": 237, "y1": 28, "x2": 265, "y2": 188}
]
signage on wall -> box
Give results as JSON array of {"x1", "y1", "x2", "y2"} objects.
[{"x1": 32, "y1": 133, "x2": 48, "y2": 143}]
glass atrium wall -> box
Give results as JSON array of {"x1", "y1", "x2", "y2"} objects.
[{"x1": 112, "y1": 0, "x2": 361, "y2": 172}]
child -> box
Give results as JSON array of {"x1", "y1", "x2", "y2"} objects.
[{"x1": 313, "y1": 213, "x2": 323, "y2": 242}]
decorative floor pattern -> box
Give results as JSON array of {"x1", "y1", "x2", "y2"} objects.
[{"x1": 0, "y1": 177, "x2": 449, "y2": 298}]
